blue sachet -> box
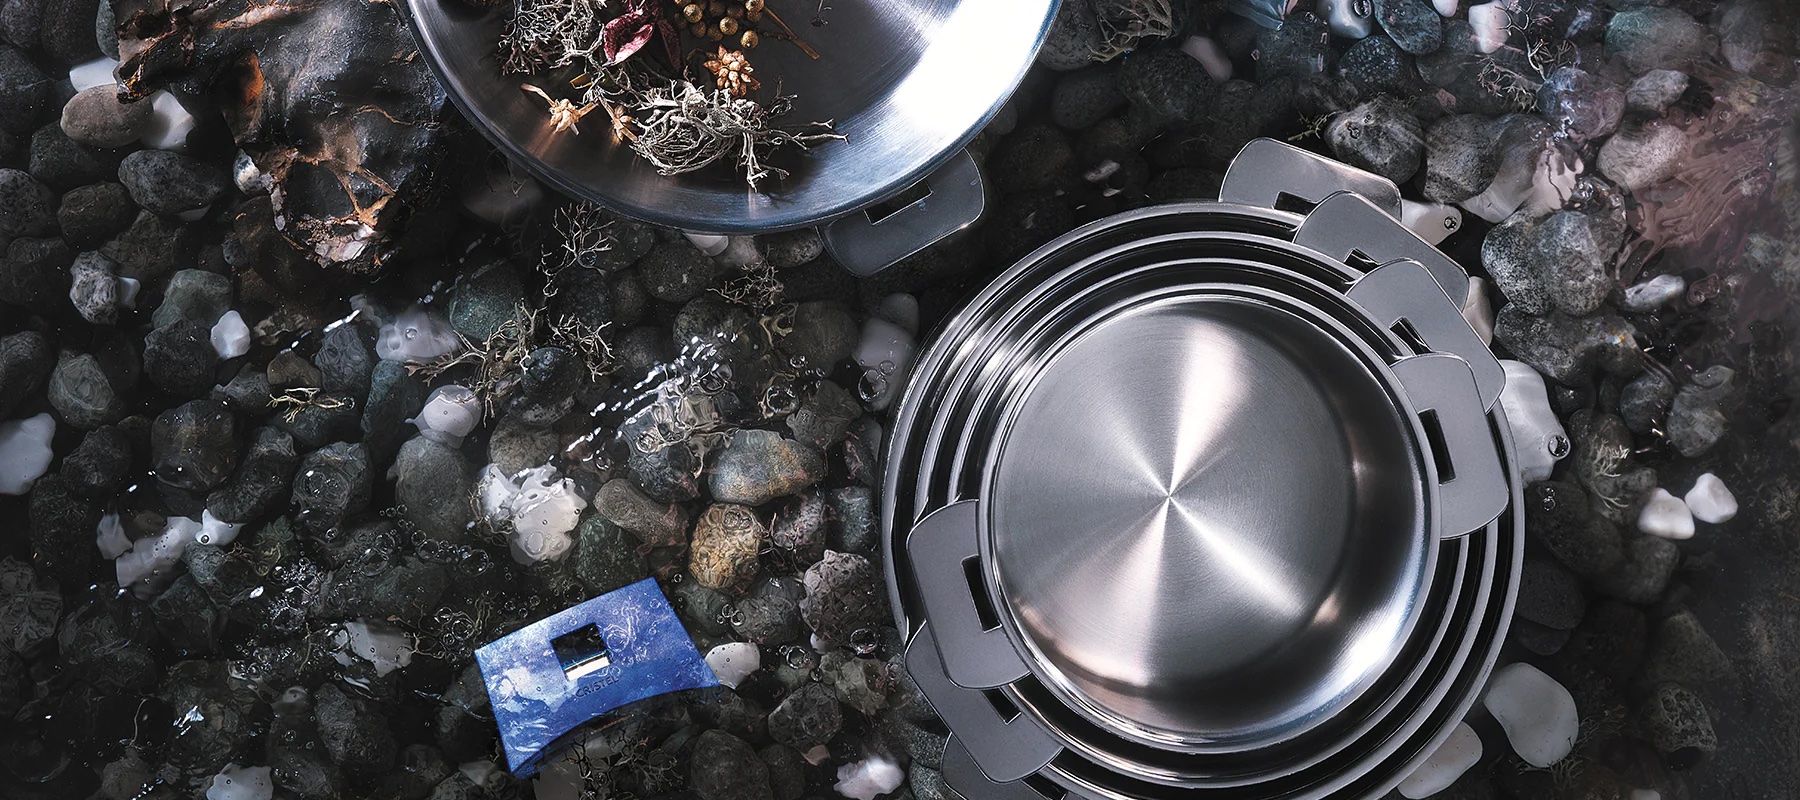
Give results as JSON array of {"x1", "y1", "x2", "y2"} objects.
[{"x1": 475, "y1": 577, "x2": 719, "y2": 776}]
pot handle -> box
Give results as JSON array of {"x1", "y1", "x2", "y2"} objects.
[
  {"x1": 1220, "y1": 138, "x2": 1403, "y2": 218},
  {"x1": 906, "y1": 499, "x2": 1030, "y2": 689},
  {"x1": 1296, "y1": 191, "x2": 1472, "y2": 319},
  {"x1": 823, "y1": 148, "x2": 988, "y2": 277},
  {"x1": 1392, "y1": 353, "x2": 1509, "y2": 537},
  {"x1": 1346, "y1": 258, "x2": 1505, "y2": 411},
  {"x1": 942, "y1": 737, "x2": 1057, "y2": 800},
  {"x1": 907, "y1": 624, "x2": 1062, "y2": 784}
]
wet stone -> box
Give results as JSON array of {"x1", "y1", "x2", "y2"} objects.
[
  {"x1": 1531, "y1": 210, "x2": 1627, "y2": 317},
  {"x1": 691, "y1": 503, "x2": 766, "y2": 594},
  {"x1": 484, "y1": 411, "x2": 556, "y2": 476},
  {"x1": 62, "y1": 424, "x2": 133, "y2": 497},
  {"x1": 0, "y1": 166, "x2": 55, "y2": 238},
  {"x1": 158, "y1": 659, "x2": 263, "y2": 774},
  {"x1": 0, "y1": 44, "x2": 46, "y2": 134},
  {"x1": 1627, "y1": 70, "x2": 1688, "y2": 116},
  {"x1": 48, "y1": 351, "x2": 126, "y2": 429},
  {"x1": 638, "y1": 240, "x2": 720, "y2": 303},
  {"x1": 1605, "y1": 6, "x2": 1713, "y2": 74},
  {"x1": 117, "y1": 149, "x2": 228, "y2": 216},
  {"x1": 1, "y1": 235, "x2": 73, "y2": 309},
  {"x1": 1119, "y1": 49, "x2": 1217, "y2": 127},
  {"x1": 1535, "y1": 67, "x2": 1623, "y2": 142},
  {"x1": 572, "y1": 515, "x2": 646, "y2": 595},
  {"x1": 57, "y1": 181, "x2": 137, "y2": 247},
  {"x1": 143, "y1": 319, "x2": 219, "y2": 397},
  {"x1": 1337, "y1": 35, "x2": 1416, "y2": 98},
  {"x1": 291, "y1": 442, "x2": 372, "y2": 532},
  {"x1": 760, "y1": 743, "x2": 806, "y2": 800},
  {"x1": 58, "y1": 593, "x2": 159, "y2": 692},
  {"x1": 1326, "y1": 94, "x2": 1424, "y2": 183},
  {"x1": 1595, "y1": 534, "x2": 1680, "y2": 604},
  {"x1": 314, "y1": 323, "x2": 374, "y2": 396},
  {"x1": 787, "y1": 379, "x2": 861, "y2": 451},
  {"x1": 1619, "y1": 371, "x2": 1675, "y2": 435},
  {"x1": 102, "y1": 209, "x2": 195, "y2": 282},
  {"x1": 690, "y1": 729, "x2": 773, "y2": 800},
  {"x1": 828, "y1": 486, "x2": 877, "y2": 555},
  {"x1": 733, "y1": 576, "x2": 805, "y2": 646},
  {"x1": 1526, "y1": 480, "x2": 1624, "y2": 579},
  {"x1": 448, "y1": 258, "x2": 522, "y2": 342},
  {"x1": 1255, "y1": 12, "x2": 1333, "y2": 81},
  {"x1": 800, "y1": 550, "x2": 888, "y2": 645},
  {"x1": 767, "y1": 683, "x2": 842, "y2": 750},
  {"x1": 709, "y1": 429, "x2": 825, "y2": 507},
  {"x1": 1493, "y1": 305, "x2": 1640, "y2": 387},
  {"x1": 68, "y1": 250, "x2": 121, "y2": 325},
  {"x1": 596, "y1": 477, "x2": 689, "y2": 547},
  {"x1": 1599, "y1": 121, "x2": 1685, "y2": 193},
  {"x1": 28, "y1": 122, "x2": 115, "y2": 190},
  {"x1": 781, "y1": 300, "x2": 859, "y2": 370},
  {"x1": 0, "y1": 331, "x2": 52, "y2": 419},
  {"x1": 316, "y1": 682, "x2": 397, "y2": 778},
  {"x1": 772, "y1": 491, "x2": 827, "y2": 564},
  {"x1": 152, "y1": 399, "x2": 238, "y2": 493},
  {"x1": 150, "y1": 574, "x2": 223, "y2": 654},
  {"x1": 1666, "y1": 366, "x2": 1732, "y2": 458},
  {"x1": 59, "y1": 85, "x2": 152, "y2": 148},
  {"x1": 360, "y1": 361, "x2": 425, "y2": 465},
  {"x1": 394, "y1": 436, "x2": 472, "y2": 542},
  {"x1": 1375, "y1": 0, "x2": 1443, "y2": 55}
]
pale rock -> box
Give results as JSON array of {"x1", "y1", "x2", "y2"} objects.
[
  {"x1": 1180, "y1": 34, "x2": 1236, "y2": 80},
  {"x1": 1462, "y1": 277, "x2": 1495, "y2": 345},
  {"x1": 1637, "y1": 488, "x2": 1694, "y2": 540},
  {"x1": 855, "y1": 311, "x2": 917, "y2": 411},
  {"x1": 0, "y1": 413, "x2": 55, "y2": 495},
  {"x1": 1398, "y1": 722, "x2": 1482, "y2": 799},
  {"x1": 117, "y1": 276, "x2": 141, "y2": 309},
  {"x1": 142, "y1": 91, "x2": 196, "y2": 150},
  {"x1": 716, "y1": 235, "x2": 763, "y2": 269},
  {"x1": 1482, "y1": 662, "x2": 1578, "y2": 768},
  {"x1": 117, "y1": 518, "x2": 198, "y2": 598},
  {"x1": 211, "y1": 310, "x2": 250, "y2": 360},
  {"x1": 684, "y1": 231, "x2": 731, "y2": 257},
  {"x1": 480, "y1": 465, "x2": 587, "y2": 565},
  {"x1": 1522, "y1": 151, "x2": 1580, "y2": 218},
  {"x1": 1499, "y1": 361, "x2": 1567, "y2": 482},
  {"x1": 834, "y1": 753, "x2": 905, "y2": 800},
  {"x1": 68, "y1": 57, "x2": 119, "y2": 91},
  {"x1": 232, "y1": 151, "x2": 271, "y2": 194},
  {"x1": 875, "y1": 292, "x2": 921, "y2": 336},
  {"x1": 197, "y1": 508, "x2": 245, "y2": 547},
  {"x1": 705, "y1": 642, "x2": 761, "y2": 689},
  {"x1": 1468, "y1": 1, "x2": 1511, "y2": 53},
  {"x1": 1621, "y1": 274, "x2": 1685, "y2": 313},
  {"x1": 376, "y1": 307, "x2": 461, "y2": 363},
  {"x1": 97, "y1": 513, "x2": 131, "y2": 559},
  {"x1": 205, "y1": 764, "x2": 273, "y2": 800},
  {"x1": 1401, "y1": 199, "x2": 1464, "y2": 246},
  {"x1": 336, "y1": 619, "x2": 416, "y2": 676},
  {"x1": 409, "y1": 384, "x2": 481, "y2": 443},
  {"x1": 1432, "y1": 0, "x2": 1457, "y2": 15},
  {"x1": 1684, "y1": 473, "x2": 1737, "y2": 524}
]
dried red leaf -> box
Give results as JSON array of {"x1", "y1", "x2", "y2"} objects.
[{"x1": 601, "y1": 11, "x2": 657, "y2": 65}]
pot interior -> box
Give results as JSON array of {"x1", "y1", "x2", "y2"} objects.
[{"x1": 985, "y1": 295, "x2": 1431, "y2": 746}]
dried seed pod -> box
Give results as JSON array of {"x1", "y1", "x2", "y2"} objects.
[
  {"x1": 744, "y1": 0, "x2": 763, "y2": 10},
  {"x1": 718, "y1": 15, "x2": 740, "y2": 35},
  {"x1": 740, "y1": 29, "x2": 760, "y2": 48},
  {"x1": 681, "y1": 3, "x2": 704, "y2": 22},
  {"x1": 708, "y1": 23, "x2": 726, "y2": 40}
]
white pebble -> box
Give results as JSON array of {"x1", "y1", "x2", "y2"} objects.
[
  {"x1": 1684, "y1": 473, "x2": 1738, "y2": 524},
  {"x1": 1499, "y1": 361, "x2": 1567, "y2": 483},
  {"x1": 1398, "y1": 722, "x2": 1483, "y2": 799},
  {"x1": 683, "y1": 231, "x2": 731, "y2": 257},
  {"x1": 855, "y1": 315, "x2": 916, "y2": 412},
  {"x1": 96, "y1": 513, "x2": 132, "y2": 559},
  {"x1": 197, "y1": 508, "x2": 245, "y2": 547},
  {"x1": 116, "y1": 276, "x2": 141, "y2": 309},
  {"x1": 376, "y1": 307, "x2": 461, "y2": 363},
  {"x1": 1468, "y1": 1, "x2": 1511, "y2": 53},
  {"x1": 875, "y1": 293, "x2": 920, "y2": 336},
  {"x1": 211, "y1": 310, "x2": 251, "y2": 360},
  {"x1": 68, "y1": 57, "x2": 119, "y2": 91},
  {"x1": 0, "y1": 413, "x2": 55, "y2": 495},
  {"x1": 705, "y1": 642, "x2": 761, "y2": 689},
  {"x1": 339, "y1": 619, "x2": 416, "y2": 676},
  {"x1": 142, "y1": 90, "x2": 196, "y2": 150},
  {"x1": 833, "y1": 754, "x2": 904, "y2": 800},
  {"x1": 205, "y1": 763, "x2": 273, "y2": 800},
  {"x1": 715, "y1": 235, "x2": 763, "y2": 268},
  {"x1": 1621, "y1": 274, "x2": 1686, "y2": 313},
  {"x1": 1462, "y1": 277, "x2": 1495, "y2": 345},
  {"x1": 1637, "y1": 488, "x2": 1695, "y2": 540},
  {"x1": 480, "y1": 465, "x2": 586, "y2": 565},
  {"x1": 1482, "y1": 662, "x2": 1578, "y2": 768},
  {"x1": 233, "y1": 151, "x2": 271, "y2": 195},
  {"x1": 1400, "y1": 199, "x2": 1464, "y2": 246},
  {"x1": 1522, "y1": 150, "x2": 1581, "y2": 218},
  {"x1": 1432, "y1": 0, "x2": 1458, "y2": 15},
  {"x1": 409, "y1": 384, "x2": 482, "y2": 443},
  {"x1": 1179, "y1": 34, "x2": 1235, "y2": 80},
  {"x1": 116, "y1": 518, "x2": 199, "y2": 598}
]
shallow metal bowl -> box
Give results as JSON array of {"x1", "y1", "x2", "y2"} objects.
[{"x1": 400, "y1": 0, "x2": 1055, "y2": 233}]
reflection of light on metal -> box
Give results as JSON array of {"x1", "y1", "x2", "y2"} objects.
[{"x1": 1166, "y1": 503, "x2": 1307, "y2": 620}]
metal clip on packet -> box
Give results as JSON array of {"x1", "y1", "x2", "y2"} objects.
[{"x1": 475, "y1": 578, "x2": 719, "y2": 776}]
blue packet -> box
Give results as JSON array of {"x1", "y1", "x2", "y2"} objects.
[{"x1": 475, "y1": 577, "x2": 719, "y2": 776}]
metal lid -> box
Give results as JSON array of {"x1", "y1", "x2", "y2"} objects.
[{"x1": 984, "y1": 295, "x2": 1429, "y2": 746}]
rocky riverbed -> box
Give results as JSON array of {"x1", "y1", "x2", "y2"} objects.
[{"x1": 1, "y1": 0, "x2": 1797, "y2": 799}]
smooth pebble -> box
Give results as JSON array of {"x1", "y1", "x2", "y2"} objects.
[
  {"x1": 1637, "y1": 487, "x2": 1695, "y2": 540},
  {"x1": 1482, "y1": 662, "x2": 1578, "y2": 768},
  {"x1": 1398, "y1": 722, "x2": 1482, "y2": 799},
  {"x1": 1684, "y1": 473, "x2": 1737, "y2": 524}
]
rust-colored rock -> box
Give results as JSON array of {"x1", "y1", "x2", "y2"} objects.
[{"x1": 690, "y1": 503, "x2": 765, "y2": 594}]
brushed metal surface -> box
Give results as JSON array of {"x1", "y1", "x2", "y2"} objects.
[
  {"x1": 985, "y1": 296, "x2": 1429, "y2": 745},
  {"x1": 400, "y1": 0, "x2": 1055, "y2": 232}
]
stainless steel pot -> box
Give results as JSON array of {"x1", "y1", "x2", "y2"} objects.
[
  {"x1": 883, "y1": 141, "x2": 1524, "y2": 798},
  {"x1": 398, "y1": 0, "x2": 1056, "y2": 274}
]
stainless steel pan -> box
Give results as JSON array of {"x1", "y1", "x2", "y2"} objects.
[{"x1": 398, "y1": 0, "x2": 1056, "y2": 274}]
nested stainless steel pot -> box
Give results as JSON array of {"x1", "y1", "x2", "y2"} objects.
[{"x1": 883, "y1": 140, "x2": 1525, "y2": 799}]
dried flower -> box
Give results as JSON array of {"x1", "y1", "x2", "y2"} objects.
[
  {"x1": 703, "y1": 46, "x2": 761, "y2": 98},
  {"x1": 600, "y1": 0, "x2": 680, "y2": 67},
  {"x1": 522, "y1": 83, "x2": 599, "y2": 135}
]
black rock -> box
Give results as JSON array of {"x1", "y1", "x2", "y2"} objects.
[
  {"x1": 207, "y1": 426, "x2": 299, "y2": 523},
  {"x1": 213, "y1": 366, "x2": 270, "y2": 413},
  {"x1": 362, "y1": 360, "x2": 426, "y2": 465},
  {"x1": 709, "y1": 430, "x2": 825, "y2": 506},
  {"x1": 759, "y1": 743, "x2": 805, "y2": 800},
  {"x1": 0, "y1": 330, "x2": 52, "y2": 418},
  {"x1": 622, "y1": 414, "x2": 700, "y2": 503},
  {"x1": 1493, "y1": 305, "x2": 1640, "y2": 387},
  {"x1": 152, "y1": 268, "x2": 233, "y2": 328},
  {"x1": 1635, "y1": 682, "x2": 1716, "y2": 765},
  {"x1": 733, "y1": 577, "x2": 804, "y2": 646},
  {"x1": 1605, "y1": 6, "x2": 1714, "y2": 74},
  {"x1": 547, "y1": 264, "x2": 615, "y2": 331},
  {"x1": 508, "y1": 345, "x2": 580, "y2": 426},
  {"x1": 273, "y1": 391, "x2": 361, "y2": 450},
  {"x1": 28, "y1": 121, "x2": 116, "y2": 190},
  {"x1": 689, "y1": 729, "x2": 773, "y2": 800},
  {"x1": 291, "y1": 442, "x2": 371, "y2": 532},
  {"x1": 394, "y1": 436, "x2": 472, "y2": 542},
  {"x1": 1517, "y1": 557, "x2": 1586, "y2": 630},
  {"x1": 827, "y1": 486, "x2": 877, "y2": 555},
  {"x1": 56, "y1": 182, "x2": 137, "y2": 247},
  {"x1": 68, "y1": 249, "x2": 122, "y2": 324},
  {"x1": 780, "y1": 300, "x2": 858, "y2": 371},
  {"x1": 572, "y1": 515, "x2": 646, "y2": 595},
  {"x1": 143, "y1": 319, "x2": 219, "y2": 397},
  {"x1": 150, "y1": 574, "x2": 223, "y2": 654},
  {"x1": 991, "y1": 121, "x2": 1076, "y2": 194},
  {"x1": 1423, "y1": 114, "x2": 1502, "y2": 203},
  {"x1": 0, "y1": 45, "x2": 46, "y2": 134},
  {"x1": 1525, "y1": 480, "x2": 1624, "y2": 579},
  {"x1": 1536, "y1": 67, "x2": 1623, "y2": 143},
  {"x1": 671, "y1": 573, "x2": 734, "y2": 636},
  {"x1": 151, "y1": 398, "x2": 238, "y2": 492},
  {"x1": 448, "y1": 258, "x2": 522, "y2": 342},
  {"x1": 62, "y1": 424, "x2": 132, "y2": 497},
  {"x1": 102, "y1": 209, "x2": 195, "y2": 281},
  {"x1": 484, "y1": 411, "x2": 555, "y2": 476},
  {"x1": 375, "y1": 744, "x2": 454, "y2": 800},
  {"x1": 1481, "y1": 212, "x2": 1546, "y2": 313},
  {"x1": 117, "y1": 149, "x2": 228, "y2": 215},
  {"x1": 637, "y1": 240, "x2": 719, "y2": 303},
  {"x1": 58, "y1": 594, "x2": 160, "y2": 692},
  {"x1": 787, "y1": 379, "x2": 860, "y2": 451},
  {"x1": 159, "y1": 659, "x2": 263, "y2": 774},
  {"x1": 1, "y1": 235, "x2": 73, "y2": 308},
  {"x1": 766, "y1": 683, "x2": 842, "y2": 750},
  {"x1": 1511, "y1": 619, "x2": 1572, "y2": 657},
  {"x1": 1619, "y1": 371, "x2": 1674, "y2": 435},
  {"x1": 315, "y1": 682, "x2": 397, "y2": 778},
  {"x1": 48, "y1": 351, "x2": 126, "y2": 429},
  {"x1": 759, "y1": 228, "x2": 825, "y2": 269},
  {"x1": 59, "y1": 85, "x2": 151, "y2": 148},
  {"x1": 37, "y1": 0, "x2": 96, "y2": 64},
  {"x1": 312, "y1": 555, "x2": 447, "y2": 624},
  {"x1": 1529, "y1": 210, "x2": 1627, "y2": 316},
  {"x1": 799, "y1": 550, "x2": 888, "y2": 645},
  {"x1": 314, "y1": 323, "x2": 374, "y2": 396},
  {"x1": 1375, "y1": 0, "x2": 1441, "y2": 54},
  {"x1": 0, "y1": 557, "x2": 59, "y2": 656},
  {"x1": 1337, "y1": 36, "x2": 1417, "y2": 98},
  {"x1": 1326, "y1": 95, "x2": 1424, "y2": 183},
  {"x1": 1120, "y1": 47, "x2": 1217, "y2": 126},
  {"x1": 1254, "y1": 12, "x2": 1333, "y2": 81},
  {"x1": 1636, "y1": 611, "x2": 1732, "y2": 689},
  {"x1": 1666, "y1": 366, "x2": 1732, "y2": 458},
  {"x1": 1595, "y1": 534, "x2": 1680, "y2": 604},
  {"x1": 0, "y1": 166, "x2": 55, "y2": 238},
  {"x1": 266, "y1": 350, "x2": 321, "y2": 391}
]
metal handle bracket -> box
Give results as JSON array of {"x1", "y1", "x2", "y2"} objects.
[
  {"x1": 1347, "y1": 259, "x2": 1504, "y2": 411},
  {"x1": 824, "y1": 148, "x2": 987, "y2": 277},
  {"x1": 1392, "y1": 353, "x2": 1508, "y2": 537},
  {"x1": 906, "y1": 624, "x2": 1062, "y2": 783}
]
